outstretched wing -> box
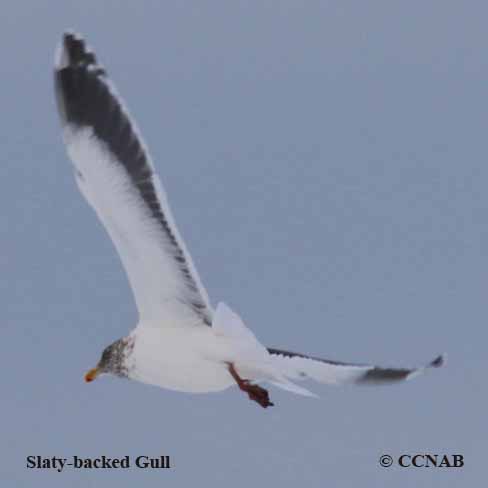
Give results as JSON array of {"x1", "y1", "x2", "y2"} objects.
[
  {"x1": 54, "y1": 32, "x2": 212, "y2": 327},
  {"x1": 267, "y1": 348, "x2": 445, "y2": 385}
]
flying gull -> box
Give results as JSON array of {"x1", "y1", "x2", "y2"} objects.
[{"x1": 54, "y1": 32, "x2": 444, "y2": 408}]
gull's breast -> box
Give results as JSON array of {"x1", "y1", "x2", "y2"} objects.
[{"x1": 127, "y1": 325, "x2": 235, "y2": 393}]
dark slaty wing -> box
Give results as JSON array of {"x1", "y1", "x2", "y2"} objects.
[
  {"x1": 55, "y1": 32, "x2": 212, "y2": 326},
  {"x1": 267, "y1": 347, "x2": 445, "y2": 385}
]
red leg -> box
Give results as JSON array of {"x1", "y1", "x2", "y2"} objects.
[{"x1": 228, "y1": 363, "x2": 274, "y2": 408}]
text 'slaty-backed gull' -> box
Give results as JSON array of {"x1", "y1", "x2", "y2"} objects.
[{"x1": 54, "y1": 32, "x2": 444, "y2": 408}]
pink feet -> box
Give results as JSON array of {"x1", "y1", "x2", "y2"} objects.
[{"x1": 228, "y1": 363, "x2": 274, "y2": 408}]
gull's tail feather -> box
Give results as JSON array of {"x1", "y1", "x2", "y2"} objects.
[
  {"x1": 212, "y1": 303, "x2": 318, "y2": 397},
  {"x1": 267, "y1": 348, "x2": 446, "y2": 386},
  {"x1": 268, "y1": 379, "x2": 318, "y2": 398}
]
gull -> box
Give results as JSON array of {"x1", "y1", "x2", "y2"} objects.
[{"x1": 54, "y1": 32, "x2": 444, "y2": 408}]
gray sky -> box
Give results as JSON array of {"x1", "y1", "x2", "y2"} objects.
[{"x1": 1, "y1": 1, "x2": 485, "y2": 486}]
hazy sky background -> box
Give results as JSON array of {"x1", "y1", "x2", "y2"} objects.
[{"x1": 1, "y1": 1, "x2": 485, "y2": 486}]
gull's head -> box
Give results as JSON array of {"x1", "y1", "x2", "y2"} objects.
[{"x1": 84, "y1": 338, "x2": 129, "y2": 382}]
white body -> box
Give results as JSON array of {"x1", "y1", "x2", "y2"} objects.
[
  {"x1": 129, "y1": 303, "x2": 314, "y2": 397},
  {"x1": 129, "y1": 325, "x2": 235, "y2": 393}
]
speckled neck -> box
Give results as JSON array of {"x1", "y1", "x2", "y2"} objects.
[{"x1": 98, "y1": 336, "x2": 135, "y2": 378}]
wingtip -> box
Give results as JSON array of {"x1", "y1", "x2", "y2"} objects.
[
  {"x1": 54, "y1": 31, "x2": 97, "y2": 71},
  {"x1": 430, "y1": 354, "x2": 446, "y2": 368},
  {"x1": 62, "y1": 29, "x2": 79, "y2": 43}
]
